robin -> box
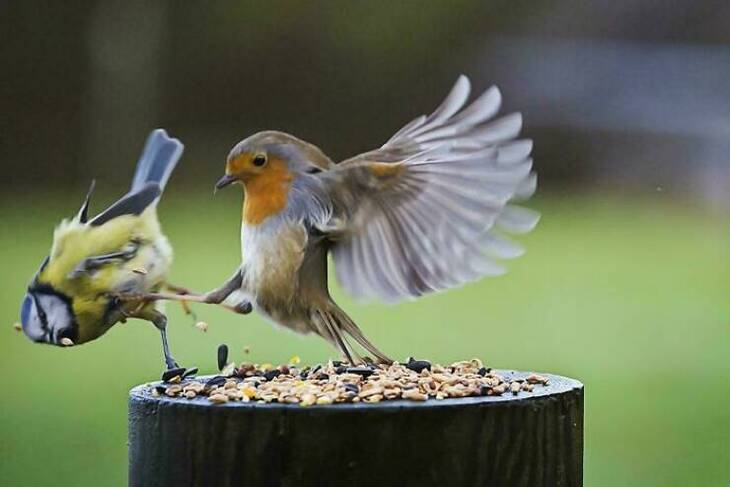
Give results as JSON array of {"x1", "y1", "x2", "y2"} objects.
[{"x1": 158, "y1": 75, "x2": 538, "y2": 364}]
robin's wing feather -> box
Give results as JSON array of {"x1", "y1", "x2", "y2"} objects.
[{"x1": 323, "y1": 75, "x2": 538, "y2": 302}]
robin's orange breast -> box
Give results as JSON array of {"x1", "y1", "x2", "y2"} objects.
[{"x1": 242, "y1": 157, "x2": 294, "y2": 225}]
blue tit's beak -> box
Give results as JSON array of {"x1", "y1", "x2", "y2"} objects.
[{"x1": 214, "y1": 174, "x2": 236, "y2": 193}]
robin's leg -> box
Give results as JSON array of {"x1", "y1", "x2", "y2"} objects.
[
  {"x1": 116, "y1": 268, "x2": 252, "y2": 316},
  {"x1": 190, "y1": 268, "x2": 251, "y2": 313},
  {"x1": 201, "y1": 268, "x2": 244, "y2": 304},
  {"x1": 312, "y1": 309, "x2": 360, "y2": 365},
  {"x1": 166, "y1": 283, "x2": 194, "y2": 295},
  {"x1": 126, "y1": 291, "x2": 252, "y2": 315}
]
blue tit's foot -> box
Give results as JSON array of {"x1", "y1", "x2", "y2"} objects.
[
  {"x1": 161, "y1": 366, "x2": 184, "y2": 381},
  {"x1": 161, "y1": 366, "x2": 199, "y2": 382}
]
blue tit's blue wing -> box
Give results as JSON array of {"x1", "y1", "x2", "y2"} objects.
[
  {"x1": 89, "y1": 183, "x2": 161, "y2": 226},
  {"x1": 130, "y1": 129, "x2": 184, "y2": 193}
]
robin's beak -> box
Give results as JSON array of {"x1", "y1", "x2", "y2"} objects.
[{"x1": 214, "y1": 174, "x2": 237, "y2": 192}]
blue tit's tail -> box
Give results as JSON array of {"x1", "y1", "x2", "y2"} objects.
[
  {"x1": 86, "y1": 129, "x2": 183, "y2": 227},
  {"x1": 130, "y1": 129, "x2": 183, "y2": 193}
]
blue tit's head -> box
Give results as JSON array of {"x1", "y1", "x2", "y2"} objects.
[{"x1": 20, "y1": 289, "x2": 78, "y2": 346}]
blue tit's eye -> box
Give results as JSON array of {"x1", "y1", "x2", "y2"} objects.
[
  {"x1": 20, "y1": 295, "x2": 32, "y2": 327},
  {"x1": 252, "y1": 154, "x2": 267, "y2": 167}
]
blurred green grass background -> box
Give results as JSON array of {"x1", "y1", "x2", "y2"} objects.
[{"x1": 0, "y1": 192, "x2": 728, "y2": 486}]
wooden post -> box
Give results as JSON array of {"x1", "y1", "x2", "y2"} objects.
[{"x1": 129, "y1": 371, "x2": 583, "y2": 487}]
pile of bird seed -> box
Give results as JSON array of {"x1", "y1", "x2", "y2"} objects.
[{"x1": 151, "y1": 358, "x2": 549, "y2": 406}]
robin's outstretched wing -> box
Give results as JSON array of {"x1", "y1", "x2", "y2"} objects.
[{"x1": 321, "y1": 75, "x2": 539, "y2": 302}]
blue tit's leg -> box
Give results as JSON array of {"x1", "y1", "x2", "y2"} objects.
[
  {"x1": 155, "y1": 315, "x2": 178, "y2": 370},
  {"x1": 132, "y1": 308, "x2": 179, "y2": 370}
]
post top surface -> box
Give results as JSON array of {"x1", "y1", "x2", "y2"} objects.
[{"x1": 130, "y1": 370, "x2": 583, "y2": 411}]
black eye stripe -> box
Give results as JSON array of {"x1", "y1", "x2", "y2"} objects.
[{"x1": 31, "y1": 294, "x2": 48, "y2": 326}]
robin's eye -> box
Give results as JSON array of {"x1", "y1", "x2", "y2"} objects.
[{"x1": 252, "y1": 154, "x2": 267, "y2": 167}]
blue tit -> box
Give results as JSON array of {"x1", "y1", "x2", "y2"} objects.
[{"x1": 19, "y1": 129, "x2": 186, "y2": 371}]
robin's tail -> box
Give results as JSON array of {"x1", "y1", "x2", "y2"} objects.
[{"x1": 311, "y1": 305, "x2": 392, "y2": 365}]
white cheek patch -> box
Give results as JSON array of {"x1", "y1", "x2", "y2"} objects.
[{"x1": 35, "y1": 294, "x2": 74, "y2": 342}]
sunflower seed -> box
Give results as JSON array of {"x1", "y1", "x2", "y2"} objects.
[
  {"x1": 217, "y1": 344, "x2": 228, "y2": 371},
  {"x1": 206, "y1": 375, "x2": 227, "y2": 387},
  {"x1": 183, "y1": 367, "x2": 198, "y2": 379},
  {"x1": 263, "y1": 369, "x2": 281, "y2": 381},
  {"x1": 406, "y1": 359, "x2": 431, "y2": 373},
  {"x1": 345, "y1": 366, "x2": 374, "y2": 377}
]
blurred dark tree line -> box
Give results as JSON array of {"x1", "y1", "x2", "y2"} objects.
[{"x1": 2, "y1": 0, "x2": 729, "y2": 202}]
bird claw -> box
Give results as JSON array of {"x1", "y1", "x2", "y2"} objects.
[
  {"x1": 113, "y1": 292, "x2": 145, "y2": 302},
  {"x1": 161, "y1": 366, "x2": 198, "y2": 382},
  {"x1": 234, "y1": 301, "x2": 253, "y2": 314}
]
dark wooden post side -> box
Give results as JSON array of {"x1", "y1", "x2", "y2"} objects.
[{"x1": 129, "y1": 372, "x2": 583, "y2": 487}]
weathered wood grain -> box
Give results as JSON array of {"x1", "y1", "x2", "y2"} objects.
[{"x1": 129, "y1": 371, "x2": 583, "y2": 487}]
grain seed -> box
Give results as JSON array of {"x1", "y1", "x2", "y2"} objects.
[
  {"x1": 195, "y1": 321, "x2": 209, "y2": 332},
  {"x1": 208, "y1": 393, "x2": 229, "y2": 404},
  {"x1": 526, "y1": 374, "x2": 548, "y2": 385},
  {"x1": 403, "y1": 389, "x2": 428, "y2": 401},
  {"x1": 316, "y1": 395, "x2": 333, "y2": 405},
  {"x1": 147, "y1": 359, "x2": 547, "y2": 405}
]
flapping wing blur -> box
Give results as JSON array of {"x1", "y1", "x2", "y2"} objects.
[{"x1": 322, "y1": 75, "x2": 539, "y2": 302}]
